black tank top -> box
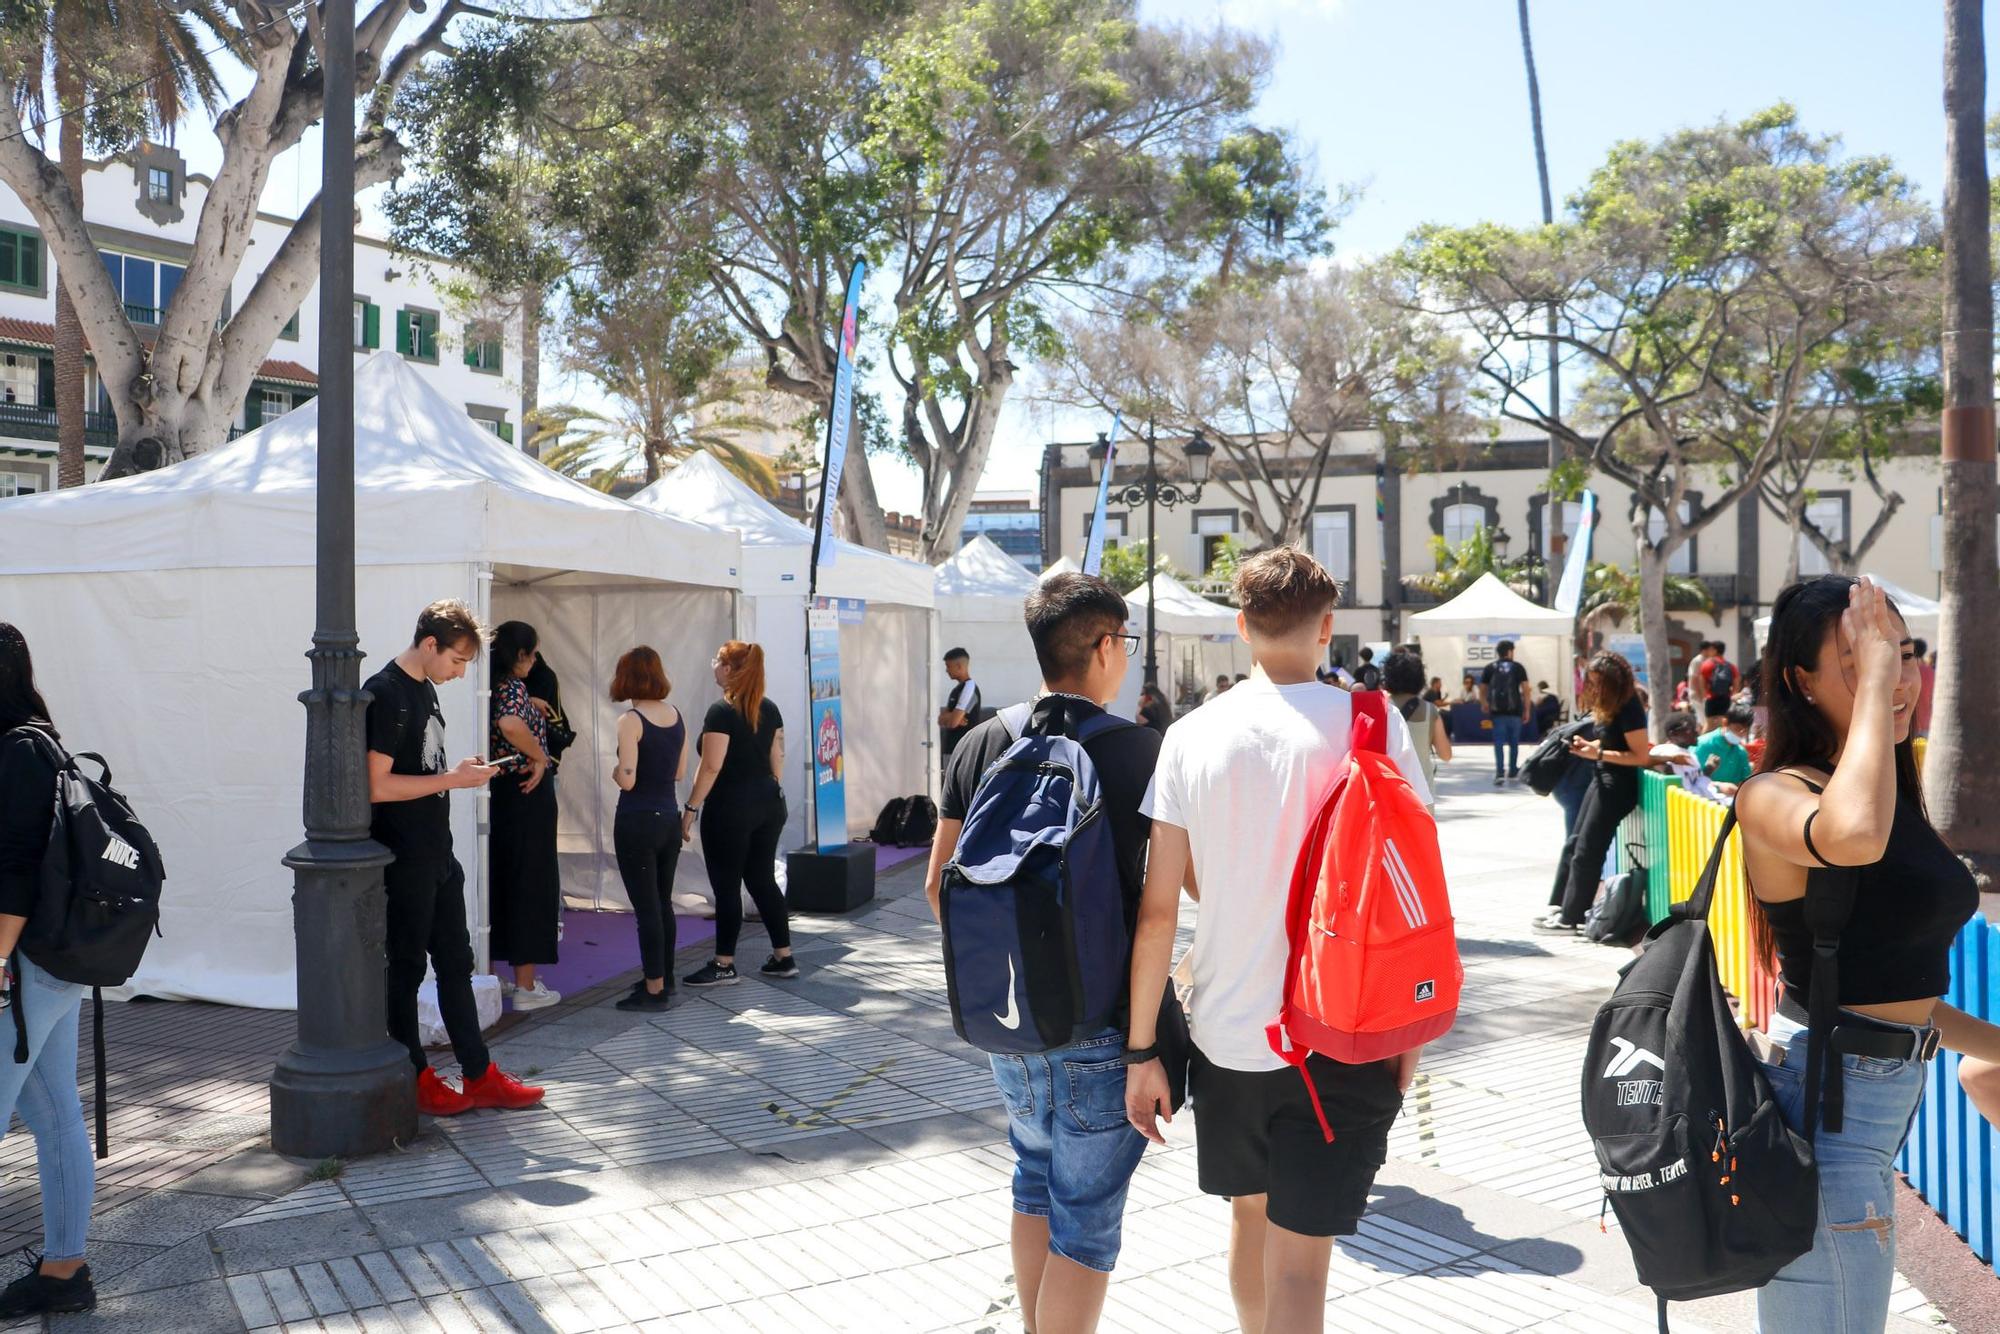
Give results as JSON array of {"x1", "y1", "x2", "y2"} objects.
[
  {"x1": 616, "y1": 709, "x2": 684, "y2": 816},
  {"x1": 1759, "y1": 787, "x2": 1978, "y2": 1006}
]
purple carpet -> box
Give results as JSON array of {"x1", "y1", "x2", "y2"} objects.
[
  {"x1": 536, "y1": 908, "x2": 715, "y2": 996},
  {"x1": 875, "y1": 843, "x2": 929, "y2": 873}
]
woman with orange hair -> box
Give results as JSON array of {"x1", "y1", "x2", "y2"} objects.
[{"x1": 681, "y1": 642, "x2": 797, "y2": 987}]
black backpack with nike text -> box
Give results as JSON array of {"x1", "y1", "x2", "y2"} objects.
[
  {"x1": 8, "y1": 726, "x2": 166, "y2": 1158},
  {"x1": 1582, "y1": 805, "x2": 1853, "y2": 1329}
]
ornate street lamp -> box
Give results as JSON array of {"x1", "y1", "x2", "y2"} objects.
[
  {"x1": 1098, "y1": 425, "x2": 1210, "y2": 692},
  {"x1": 269, "y1": 0, "x2": 418, "y2": 1156}
]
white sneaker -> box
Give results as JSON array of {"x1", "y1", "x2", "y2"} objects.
[
  {"x1": 512, "y1": 980, "x2": 561, "y2": 1011},
  {"x1": 498, "y1": 976, "x2": 517, "y2": 996}
]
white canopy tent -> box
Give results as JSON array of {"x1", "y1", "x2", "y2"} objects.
[
  {"x1": 1406, "y1": 572, "x2": 1575, "y2": 710},
  {"x1": 1753, "y1": 575, "x2": 1940, "y2": 653},
  {"x1": 1039, "y1": 556, "x2": 1081, "y2": 580},
  {"x1": 1123, "y1": 575, "x2": 1250, "y2": 715},
  {"x1": 935, "y1": 536, "x2": 1043, "y2": 711},
  {"x1": 0, "y1": 354, "x2": 742, "y2": 1008},
  {"x1": 630, "y1": 453, "x2": 938, "y2": 851}
]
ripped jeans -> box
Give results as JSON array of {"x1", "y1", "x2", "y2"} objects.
[{"x1": 1755, "y1": 1010, "x2": 1927, "y2": 1333}]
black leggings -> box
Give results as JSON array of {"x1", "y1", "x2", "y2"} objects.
[
  {"x1": 614, "y1": 809, "x2": 682, "y2": 982},
  {"x1": 703, "y1": 788, "x2": 789, "y2": 957},
  {"x1": 1556, "y1": 771, "x2": 1640, "y2": 925}
]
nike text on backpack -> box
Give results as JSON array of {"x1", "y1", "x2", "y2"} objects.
[
  {"x1": 1582, "y1": 804, "x2": 1853, "y2": 1328},
  {"x1": 1707, "y1": 659, "x2": 1736, "y2": 699},
  {"x1": 1521, "y1": 717, "x2": 1593, "y2": 796},
  {"x1": 1267, "y1": 691, "x2": 1461, "y2": 1140},
  {"x1": 7, "y1": 726, "x2": 166, "y2": 1160},
  {"x1": 939, "y1": 703, "x2": 1134, "y2": 1054}
]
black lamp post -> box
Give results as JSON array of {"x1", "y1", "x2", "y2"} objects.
[
  {"x1": 269, "y1": 0, "x2": 418, "y2": 1157},
  {"x1": 1089, "y1": 423, "x2": 1214, "y2": 692}
]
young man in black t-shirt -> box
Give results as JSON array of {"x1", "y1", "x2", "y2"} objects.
[
  {"x1": 365, "y1": 600, "x2": 545, "y2": 1118},
  {"x1": 938, "y1": 647, "x2": 983, "y2": 768},
  {"x1": 924, "y1": 575, "x2": 1159, "y2": 1334},
  {"x1": 1479, "y1": 640, "x2": 1532, "y2": 785}
]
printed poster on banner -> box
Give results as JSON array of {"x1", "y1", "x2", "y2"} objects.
[
  {"x1": 1607, "y1": 634, "x2": 1649, "y2": 689},
  {"x1": 1465, "y1": 633, "x2": 1526, "y2": 665},
  {"x1": 808, "y1": 599, "x2": 848, "y2": 852},
  {"x1": 811, "y1": 260, "x2": 867, "y2": 580}
]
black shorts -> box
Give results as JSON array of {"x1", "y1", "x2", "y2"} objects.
[
  {"x1": 1189, "y1": 1047, "x2": 1404, "y2": 1236},
  {"x1": 1703, "y1": 696, "x2": 1730, "y2": 718}
]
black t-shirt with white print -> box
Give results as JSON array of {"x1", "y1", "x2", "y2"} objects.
[{"x1": 365, "y1": 662, "x2": 452, "y2": 862}]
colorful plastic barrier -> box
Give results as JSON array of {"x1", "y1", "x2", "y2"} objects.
[{"x1": 1631, "y1": 763, "x2": 2000, "y2": 1275}]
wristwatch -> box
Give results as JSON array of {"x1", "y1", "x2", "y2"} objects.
[
  {"x1": 684, "y1": 804, "x2": 701, "y2": 815},
  {"x1": 1121, "y1": 1044, "x2": 1161, "y2": 1066}
]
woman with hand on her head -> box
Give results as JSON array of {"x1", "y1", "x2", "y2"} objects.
[
  {"x1": 681, "y1": 642, "x2": 797, "y2": 987},
  {"x1": 1735, "y1": 576, "x2": 1989, "y2": 1332}
]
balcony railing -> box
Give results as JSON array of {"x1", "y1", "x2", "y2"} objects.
[
  {"x1": 124, "y1": 303, "x2": 162, "y2": 326},
  {"x1": 0, "y1": 401, "x2": 118, "y2": 446},
  {"x1": 1696, "y1": 573, "x2": 1743, "y2": 607}
]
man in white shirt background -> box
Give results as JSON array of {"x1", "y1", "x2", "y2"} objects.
[{"x1": 1123, "y1": 546, "x2": 1430, "y2": 1334}]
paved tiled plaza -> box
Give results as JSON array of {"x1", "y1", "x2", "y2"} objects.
[{"x1": 0, "y1": 760, "x2": 1956, "y2": 1332}]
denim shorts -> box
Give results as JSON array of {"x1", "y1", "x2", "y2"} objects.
[
  {"x1": 989, "y1": 1028, "x2": 1149, "y2": 1273},
  {"x1": 1755, "y1": 1010, "x2": 1929, "y2": 1334}
]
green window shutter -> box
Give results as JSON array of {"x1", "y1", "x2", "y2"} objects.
[
  {"x1": 464, "y1": 337, "x2": 477, "y2": 367},
  {"x1": 490, "y1": 340, "x2": 503, "y2": 374},
  {"x1": 363, "y1": 303, "x2": 379, "y2": 350},
  {"x1": 422, "y1": 317, "x2": 437, "y2": 361},
  {"x1": 395, "y1": 309, "x2": 411, "y2": 356},
  {"x1": 244, "y1": 392, "x2": 262, "y2": 430},
  {"x1": 25, "y1": 234, "x2": 38, "y2": 288},
  {"x1": 498, "y1": 421, "x2": 514, "y2": 445}
]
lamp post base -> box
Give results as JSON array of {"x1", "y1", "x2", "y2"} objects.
[{"x1": 270, "y1": 1041, "x2": 416, "y2": 1159}]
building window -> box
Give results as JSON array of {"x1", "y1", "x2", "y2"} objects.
[
  {"x1": 146, "y1": 167, "x2": 173, "y2": 203},
  {"x1": 279, "y1": 308, "x2": 300, "y2": 341},
  {"x1": 0, "y1": 227, "x2": 41, "y2": 292},
  {"x1": 1646, "y1": 501, "x2": 1696, "y2": 574},
  {"x1": 1441, "y1": 502, "x2": 1485, "y2": 552},
  {"x1": 464, "y1": 328, "x2": 503, "y2": 374},
  {"x1": 468, "y1": 408, "x2": 514, "y2": 444},
  {"x1": 99, "y1": 251, "x2": 184, "y2": 325},
  {"x1": 397, "y1": 308, "x2": 439, "y2": 363},
  {"x1": 1540, "y1": 500, "x2": 1584, "y2": 561},
  {"x1": 1311, "y1": 508, "x2": 1354, "y2": 586},
  {"x1": 353, "y1": 298, "x2": 379, "y2": 351},
  {"x1": 262, "y1": 388, "x2": 292, "y2": 421},
  {"x1": 0, "y1": 351, "x2": 38, "y2": 406},
  {"x1": 0, "y1": 471, "x2": 37, "y2": 498},
  {"x1": 1084, "y1": 511, "x2": 1126, "y2": 551},
  {"x1": 1195, "y1": 511, "x2": 1238, "y2": 573},
  {"x1": 1797, "y1": 495, "x2": 1846, "y2": 577}
]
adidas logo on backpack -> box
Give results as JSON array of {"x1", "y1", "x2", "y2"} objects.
[{"x1": 1266, "y1": 692, "x2": 1461, "y2": 1139}]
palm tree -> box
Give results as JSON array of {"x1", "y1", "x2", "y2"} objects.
[
  {"x1": 1933, "y1": 0, "x2": 2000, "y2": 884},
  {"x1": 1405, "y1": 527, "x2": 1527, "y2": 602},
  {"x1": 1516, "y1": 0, "x2": 1567, "y2": 559},
  {"x1": 5, "y1": 1, "x2": 234, "y2": 488},
  {"x1": 1576, "y1": 562, "x2": 1716, "y2": 638},
  {"x1": 531, "y1": 396, "x2": 781, "y2": 497}
]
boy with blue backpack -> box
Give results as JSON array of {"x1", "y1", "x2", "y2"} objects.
[{"x1": 924, "y1": 573, "x2": 1159, "y2": 1334}]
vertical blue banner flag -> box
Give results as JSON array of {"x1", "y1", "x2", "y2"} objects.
[
  {"x1": 810, "y1": 259, "x2": 867, "y2": 590},
  {"x1": 1552, "y1": 489, "x2": 1597, "y2": 616},
  {"x1": 807, "y1": 599, "x2": 848, "y2": 851},
  {"x1": 1081, "y1": 412, "x2": 1122, "y2": 576}
]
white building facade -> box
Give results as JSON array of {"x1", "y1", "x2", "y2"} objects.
[{"x1": 0, "y1": 144, "x2": 518, "y2": 493}]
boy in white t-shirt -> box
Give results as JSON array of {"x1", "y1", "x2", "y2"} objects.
[{"x1": 1123, "y1": 546, "x2": 1431, "y2": 1334}]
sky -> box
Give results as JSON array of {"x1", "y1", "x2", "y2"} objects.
[{"x1": 153, "y1": 2, "x2": 1969, "y2": 516}]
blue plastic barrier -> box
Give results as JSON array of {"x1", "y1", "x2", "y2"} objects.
[{"x1": 1899, "y1": 915, "x2": 2000, "y2": 1276}]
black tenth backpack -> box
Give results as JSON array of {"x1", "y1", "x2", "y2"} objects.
[
  {"x1": 1582, "y1": 806, "x2": 1853, "y2": 1328},
  {"x1": 8, "y1": 726, "x2": 166, "y2": 1158}
]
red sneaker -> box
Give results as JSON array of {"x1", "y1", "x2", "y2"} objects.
[
  {"x1": 462, "y1": 1064, "x2": 545, "y2": 1110},
  {"x1": 415, "y1": 1068, "x2": 471, "y2": 1117}
]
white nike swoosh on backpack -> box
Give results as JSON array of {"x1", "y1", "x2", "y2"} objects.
[{"x1": 997, "y1": 956, "x2": 1022, "y2": 1030}]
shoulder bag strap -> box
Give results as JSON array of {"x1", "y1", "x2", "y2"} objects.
[
  {"x1": 1802, "y1": 859, "x2": 1860, "y2": 1139},
  {"x1": 1351, "y1": 689, "x2": 1388, "y2": 754},
  {"x1": 997, "y1": 703, "x2": 1034, "y2": 741}
]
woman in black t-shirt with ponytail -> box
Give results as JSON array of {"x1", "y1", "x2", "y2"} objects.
[{"x1": 681, "y1": 642, "x2": 798, "y2": 988}]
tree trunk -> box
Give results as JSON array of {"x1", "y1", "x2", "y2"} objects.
[
  {"x1": 920, "y1": 372, "x2": 1012, "y2": 564},
  {"x1": 53, "y1": 58, "x2": 86, "y2": 490},
  {"x1": 1636, "y1": 540, "x2": 1674, "y2": 735},
  {"x1": 519, "y1": 284, "x2": 542, "y2": 457},
  {"x1": 1932, "y1": 0, "x2": 2000, "y2": 888}
]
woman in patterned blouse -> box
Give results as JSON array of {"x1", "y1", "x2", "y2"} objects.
[{"x1": 489, "y1": 621, "x2": 562, "y2": 1010}]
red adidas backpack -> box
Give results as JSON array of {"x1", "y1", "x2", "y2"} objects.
[{"x1": 1265, "y1": 691, "x2": 1461, "y2": 1139}]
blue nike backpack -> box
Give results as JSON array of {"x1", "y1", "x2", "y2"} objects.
[{"x1": 940, "y1": 704, "x2": 1132, "y2": 1054}]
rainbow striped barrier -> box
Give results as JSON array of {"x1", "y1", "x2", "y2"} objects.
[{"x1": 1631, "y1": 763, "x2": 2000, "y2": 1275}]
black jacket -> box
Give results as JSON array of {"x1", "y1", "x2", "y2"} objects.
[{"x1": 0, "y1": 729, "x2": 57, "y2": 918}]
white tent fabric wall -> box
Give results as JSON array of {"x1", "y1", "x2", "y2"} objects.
[
  {"x1": 936, "y1": 535, "x2": 1043, "y2": 712},
  {"x1": 1122, "y1": 575, "x2": 1245, "y2": 717},
  {"x1": 492, "y1": 582, "x2": 734, "y2": 913},
  {"x1": 631, "y1": 453, "x2": 939, "y2": 844},
  {"x1": 1405, "y1": 572, "x2": 1577, "y2": 711},
  {"x1": 0, "y1": 354, "x2": 743, "y2": 1008}
]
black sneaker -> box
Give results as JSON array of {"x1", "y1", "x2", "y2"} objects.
[
  {"x1": 682, "y1": 960, "x2": 739, "y2": 988},
  {"x1": 615, "y1": 986, "x2": 674, "y2": 1012},
  {"x1": 760, "y1": 954, "x2": 801, "y2": 979},
  {"x1": 0, "y1": 1258, "x2": 95, "y2": 1318}
]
